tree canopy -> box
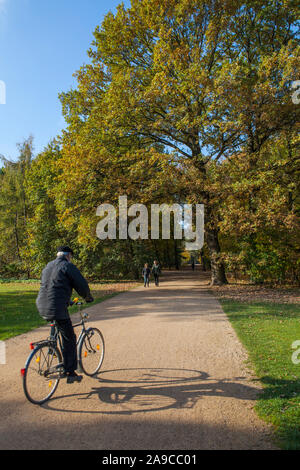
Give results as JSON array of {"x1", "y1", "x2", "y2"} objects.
[{"x1": 1, "y1": 0, "x2": 299, "y2": 284}]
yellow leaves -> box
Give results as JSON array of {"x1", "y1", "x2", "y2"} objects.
[
  {"x1": 77, "y1": 214, "x2": 99, "y2": 248},
  {"x1": 57, "y1": 208, "x2": 77, "y2": 231}
]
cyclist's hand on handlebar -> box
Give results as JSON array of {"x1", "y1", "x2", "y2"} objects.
[{"x1": 70, "y1": 297, "x2": 80, "y2": 306}]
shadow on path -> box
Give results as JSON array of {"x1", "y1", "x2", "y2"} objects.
[{"x1": 44, "y1": 367, "x2": 260, "y2": 416}]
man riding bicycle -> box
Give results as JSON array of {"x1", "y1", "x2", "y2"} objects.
[{"x1": 36, "y1": 246, "x2": 94, "y2": 383}]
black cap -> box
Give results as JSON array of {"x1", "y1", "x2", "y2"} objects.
[{"x1": 57, "y1": 246, "x2": 74, "y2": 255}]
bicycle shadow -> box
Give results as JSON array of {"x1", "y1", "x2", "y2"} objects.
[{"x1": 44, "y1": 367, "x2": 261, "y2": 415}]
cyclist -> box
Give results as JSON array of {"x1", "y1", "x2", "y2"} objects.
[{"x1": 36, "y1": 246, "x2": 94, "y2": 383}]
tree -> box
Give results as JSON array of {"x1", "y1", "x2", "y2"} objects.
[
  {"x1": 216, "y1": 130, "x2": 300, "y2": 284},
  {"x1": 24, "y1": 140, "x2": 72, "y2": 276},
  {"x1": 21, "y1": 0, "x2": 298, "y2": 284},
  {"x1": 58, "y1": 0, "x2": 297, "y2": 284},
  {"x1": 0, "y1": 136, "x2": 34, "y2": 277}
]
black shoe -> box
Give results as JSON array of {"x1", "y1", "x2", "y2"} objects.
[
  {"x1": 61, "y1": 371, "x2": 83, "y2": 383},
  {"x1": 67, "y1": 372, "x2": 83, "y2": 383}
]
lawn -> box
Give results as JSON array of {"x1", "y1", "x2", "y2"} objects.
[
  {"x1": 0, "y1": 280, "x2": 139, "y2": 341},
  {"x1": 220, "y1": 300, "x2": 300, "y2": 450}
]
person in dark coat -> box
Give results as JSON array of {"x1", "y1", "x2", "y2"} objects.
[
  {"x1": 36, "y1": 246, "x2": 94, "y2": 383},
  {"x1": 142, "y1": 263, "x2": 151, "y2": 287},
  {"x1": 151, "y1": 260, "x2": 161, "y2": 286}
]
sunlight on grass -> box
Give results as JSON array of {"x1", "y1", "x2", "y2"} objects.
[
  {"x1": 221, "y1": 300, "x2": 300, "y2": 450},
  {"x1": 0, "y1": 280, "x2": 139, "y2": 341}
]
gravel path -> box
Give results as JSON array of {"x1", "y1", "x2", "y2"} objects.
[{"x1": 0, "y1": 270, "x2": 277, "y2": 450}]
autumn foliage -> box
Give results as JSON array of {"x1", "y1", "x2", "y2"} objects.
[{"x1": 0, "y1": 0, "x2": 299, "y2": 285}]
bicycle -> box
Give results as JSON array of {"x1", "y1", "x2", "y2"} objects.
[{"x1": 21, "y1": 300, "x2": 105, "y2": 405}]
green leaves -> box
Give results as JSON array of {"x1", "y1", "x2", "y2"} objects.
[{"x1": 1, "y1": 1, "x2": 298, "y2": 283}]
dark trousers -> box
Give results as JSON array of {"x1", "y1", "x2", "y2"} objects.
[
  {"x1": 153, "y1": 274, "x2": 159, "y2": 286},
  {"x1": 51, "y1": 317, "x2": 77, "y2": 373}
]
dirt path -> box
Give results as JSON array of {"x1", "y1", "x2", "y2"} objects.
[{"x1": 0, "y1": 270, "x2": 277, "y2": 450}]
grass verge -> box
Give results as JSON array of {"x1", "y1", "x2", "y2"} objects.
[
  {"x1": 220, "y1": 300, "x2": 300, "y2": 450},
  {"x1": 0, "y1": 280, "x2": 139, "y2": 341}
]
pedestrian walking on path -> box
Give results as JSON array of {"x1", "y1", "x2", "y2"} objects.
[
  {"x1": 142, "y1": 263, "x2": 151, "y2": 287},
  {"x1": 152, "y1": 260, "x2": 161, "y2": 286}
]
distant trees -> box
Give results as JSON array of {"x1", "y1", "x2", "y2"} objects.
[{"x1": 0, "y1": 137, "x2": 34, "y2": 278}]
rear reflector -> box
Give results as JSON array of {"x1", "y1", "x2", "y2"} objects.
[
  {"x1": 30, "y1": 342, "x2": 34, "y2": 350},
  {"x1": 20, "y1": 368, "x2": 25, "y2": 377}
]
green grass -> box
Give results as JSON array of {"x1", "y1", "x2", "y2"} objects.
[
  {"x1": 220, "y1": 300, "x2": 300, "y2": 450},
  {"x1": 0, "y1": 283, "x2": 43, "y2": 339},
  {"x1": 0, "y1": 281, "x2": 138, "y2": 341}
]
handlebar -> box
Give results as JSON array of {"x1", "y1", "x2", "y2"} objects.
[
  {"x1": 70, "y1": 296, "x2": 94, "y2": 306},
  {"x1": 70, "y1": 298, "x2": 91, "y2": 321}
]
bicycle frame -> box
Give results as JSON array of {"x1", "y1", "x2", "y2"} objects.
[
  {"x1": 21, "y1": 301, "x2": 105, "y2": 405},
  {"x1": 28, "y1": 303, "x2": 89, "y2": 359},
  {"x1": 50, "y1": 303, "x2": 89, "y2": 353}
]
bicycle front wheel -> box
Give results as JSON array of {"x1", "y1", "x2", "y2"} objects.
[
  {"x1": 22, "y1": 342, "x2": 62, "y2": 405},
  {"x1": 79, "y1": 328, "x2": 105, "y2": 376}
]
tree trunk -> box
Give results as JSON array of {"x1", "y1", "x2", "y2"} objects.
[
  {"x1": 191, "y1": 146, "x2": 228, "y2": 285},
  {"x1": 206, "y1": 226, "x2": 228, "y2": 286},
  {"x1": 199, "y1": 248, "x2": 207, "y2": 271},
  {"x1": 174, "y1": 240, "x2": 180, "y2": 270},
  {"x1": 15, "y1": 212, "x2": 21, "y2": 262},
  {"x1": 128, "y1": 240, "x2": 140, "y2": 280},
  {"x1": 202, "y1": 191, "x2": 228, "y2": 286}
]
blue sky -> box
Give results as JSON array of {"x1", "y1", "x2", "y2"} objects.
[{"x1": 0, "y1": 0, "x2": 130, "y2": 161}]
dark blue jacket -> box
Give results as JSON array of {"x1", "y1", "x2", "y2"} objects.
[
  {"x1": 142, "y1": 267, "x2": 151, "y2": 277},
  {"x1": 36, "y1": 255, "x2": 91, "y2": 321}
]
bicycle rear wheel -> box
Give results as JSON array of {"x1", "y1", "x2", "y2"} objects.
[
  {"x1": 22, "y1": 342, "x2": 62, "y2": 405},
  {"x1": 78, "y1": 328, "x2": 105, "y2": 376}
]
